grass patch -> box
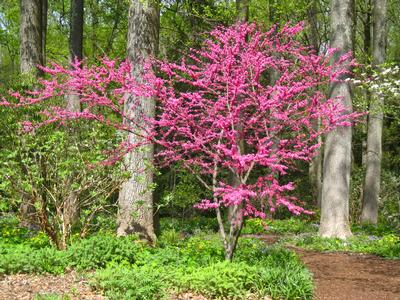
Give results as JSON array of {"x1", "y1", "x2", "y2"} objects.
[{"x1": 285, "y1": 233, "x2": 400, "y2": 259}]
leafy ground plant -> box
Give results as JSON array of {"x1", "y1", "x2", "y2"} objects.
[{"x1": 0, "y1": 231, "x2": 313, "y2": 299}]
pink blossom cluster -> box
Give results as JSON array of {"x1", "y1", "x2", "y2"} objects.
[{"x1": 3, "y1": 22, "x2": 360, "y2": 219}]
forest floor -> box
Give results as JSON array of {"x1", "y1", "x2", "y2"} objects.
[{"x1": 1, "y1": 236, "x2": 399, "y2": 300}]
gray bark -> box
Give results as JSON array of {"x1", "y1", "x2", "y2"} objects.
[
  {"x1": 19, "y1": 0, "x2": 44, "y2": 228},
  {"x1": 319, "y1": 0, "x2": 354, "y2": 239},
  {"x1": 117, "y1": 0, "x2": 159, "y2": 242},
  {"x1": 236, "y1": 0, "x2": 249, "y2": 22},
  {"x1": 69, "y1": 0, "x2": 84, "y2": 61},
  {"x1": 66, "y1": 0, "x2": 84, "y2": 113},
  {"x1": 307, "y1": 0, "x2": 323, "y2": 208},
  {"x1": 41, "y1": 0, "x2": 48, "y2": 66},
  {"x1": 361, "y1": 0, "x2": 387, "y2": 224},
  {"x1": 63, "y1": 0, "x2": 84, "y2": 236},
  {"x1": 20, "y1": 0, "x2": 43, "y2": 74}
]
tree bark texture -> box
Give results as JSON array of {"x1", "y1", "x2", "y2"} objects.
[
  {"x1": 66, "y1": 0, "x2": 84, "y2": 113},
  {"x1": 307, "y1": 0, "x2": 323, "y2": 208},
  {"x1": 361, "y1": 0, "x2": 387, "y2": 224},
  {"x1": 117, "y1": 0, "x2": 159, "y2": 242},
  {"x1": 20, "y1": 0, "x2": 43, "y2": 74},
  {"x1": 236, "y1": 0, "x2": 249, "y2": 22},
  {"x1": 41, "y1": 0, "x2": 48, "y2": 66},
  {"x1": 319, "y1": 0, "x2": 354, "y2": 239}
]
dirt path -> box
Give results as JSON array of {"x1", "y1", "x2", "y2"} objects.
[
  {"x1": 250, "y1": 234, "x2": 400, "y2": 300},
  {"x1": 296, "y1": 249, "x2": 400, "y2": 300}
]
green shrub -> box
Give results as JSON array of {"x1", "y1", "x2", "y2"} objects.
[
  {"x1": 242, "y1": 218, "x2": 318, "y2": 235},
  {"x1": 66, "y1": 234, "x2": 142, "y2": 270},
  {"x1": 0, "y1": 242, "x2": 66, "y2": 274},
  {"x1": 92, "y1": 264, "x2": 169, "y2": 300},
  {"x1": 91, "y1": 236, "x2": 313, "y2": 300}
]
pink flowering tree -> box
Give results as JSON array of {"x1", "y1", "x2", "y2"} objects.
[{"x1": 5, "y1": 23, "x2": 358, "y2": 260}]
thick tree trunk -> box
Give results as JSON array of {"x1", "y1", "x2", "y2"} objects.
[
  {"x1": 20, "y1": 0, "x2": 43, "y2": 74},
  {"x1": 319, "y1": 0, "x2": 354, "y2": 239},
  {"x1": 361, "y1": 0, "x2": 387, "y2": 224},
  {"x1": 117, "y1": 0, "x2": 159, "y2": 242}
]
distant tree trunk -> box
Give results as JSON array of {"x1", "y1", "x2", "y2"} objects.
[
  {"x1": 61, "y1": 0, "x2": 84, "y2": 249},
  {"x1": 20, "y1": 0, "x2": 43, "y2": 74},
  {"x1": 236, "y1": 0, "x2": 249, "y2": 21},
  {"x1": 307, "y1": 0, "x2": 323, "y2": 208},
  {"x1": 361, "y1": 0, "x2": 372, "y2": 167},
  {"x1": 117, "y1": 0, "x2": 159, "y2": 242},
  {"x1": 66, "y1": 0, "x2": 84, "y2": 112},
  {"x1": 361, "y1": 0, "x2": 388, "y2": 224},
  {"x1": 69, "y1": 0, "x2": 84, "y2": 61},
  {"x1": 41, "y1": 0, "x2": 48, "y2": 66},
  {"x1": 19, "y1": 0, "x2": 44, "y2": 228},
  {"x1": 319, "y1": 0, "x2": 354, "y2": 239}
]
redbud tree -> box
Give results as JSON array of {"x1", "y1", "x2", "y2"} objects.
[{"x1": 5, "y1": 23, "x2": 358, "y2": 260}]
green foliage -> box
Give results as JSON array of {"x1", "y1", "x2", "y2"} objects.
[
  {"x1": 0, "y1": 234, "x2": 143, "y2": 274},
  {"x1": 66, "y1": 234, "x2": 142, "y2": 270},
  {"x1": 160, "y1": 216, "x2": 218, "y2": 234},
  {"x1": 0, "y1": 228, "x2": 313, "y2": 299},
  {"x1": 242, "y1": 218, "x2": 318, "y2": 235},
  {"x1": 287, "y1": 233, "x2": 400, "y2": 259},
  {"x1": 0, "y1": 215, "x2": 50, "y2": 247},
  {"x1": 91, "y1": 236, "x2": 313, "y2": 300},
  {"x1": 91, "y1": 264, "x2": 168, "y2": 300}
]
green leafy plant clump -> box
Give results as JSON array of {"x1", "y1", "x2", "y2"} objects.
[
  {"x1": 90, "y1": 237, "x2": 313, "y2": 300},
  {"x1": 0, "y1": 231, "x2": 313, "y2": 300}
]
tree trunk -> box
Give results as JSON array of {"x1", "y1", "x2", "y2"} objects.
[
  {"x1": 361, "y1": 0, "x2": 387, "y2": 224},
  {"x1": 20, "y1": 0, "x2": 43, "y2": 74},
  {"x1": 236, "y1": 0, "x2": 249, "y2": 22},
  {"x1": 117, "y1": 0, "x2": 159, "y2": 242},
  {"x1": 61, "y1": 0, "x2": 84, "y2": 246},
  {"x1": 66, "y1": 0, "x2": 84, "y2": 112},
  {"x1": 307, "y1": 0, "x2": 323, "y2": 208},
  {"x1": 19, "y1": 0, "x2": 44, "y2": 228},
  {"x1": 41, "y1": 0, "x2": 48, "y2": 66},
  {"x1": 319, "y1": 0, "x2": 354, "y2": 239}
]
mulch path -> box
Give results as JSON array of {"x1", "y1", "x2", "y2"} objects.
[
  {"x1": 0, "y1": 271, "x2": 104, "y2": 300},
  {"x1": 297, "y1": 249, "x2": 400, "y2": 300}
]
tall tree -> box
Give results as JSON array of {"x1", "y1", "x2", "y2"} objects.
[
  {"x1": 20, "y1": 0, "x2": 43, "y2": 74},
  {"x1": 66, "y1": 0, "x2": 83, "y2": 112},
  {"x1": 19, "y1": 0, "x2": 45, "y2": 227},
  {"x1": 319, "y1": 0, "x2": 354, "y2": 238},
  {"x1": 117, "y1": 0, "x2": 159, "y2": 242},
  {"x1": 61, "y1": 0, "x2": 84, "y2": 249},
  {"x1": 361, "y1": 0, "x2": 388, "y2": 224},
  {"x1": 307, "y1": 0, "x2": 323, "y2": 207},
  {"x1": 41, "y1": 0, "x2": 48, "y2": 66},
  {"x1": 236, "y1": 0, "x2": 249, "y2": 21}
]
